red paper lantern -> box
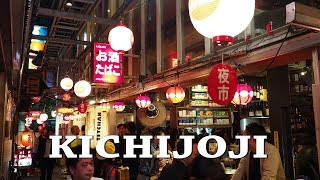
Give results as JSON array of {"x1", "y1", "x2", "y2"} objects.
[
  {"x1": 207, "y1": 63, "x2": 238, "y2": 105},
  {"x1": 78, "y1": 102, "x2": 88, "y2": 114},
  {"x1": 232, "y1": 84, "x2": 253, "y2": 105},
  {"x1": 166, "y1": 86, "x2": 185, "y2": 104},
  {"x1": 62, "y1": 93, "x2": 71, "y2": 102},
  {"x1": 113, "y1": 102, "x2": 125, "y2": 112},
  {"x1": 21, "y1": 131, "x2": 33, "y2": 147},
  {"x1": 135, "y1": 95, "x2": 151, "y2": 108}
]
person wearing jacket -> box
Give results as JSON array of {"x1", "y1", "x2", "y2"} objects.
[{"x1": 231, "y1": 123, "x2": 285, "y2": 180}]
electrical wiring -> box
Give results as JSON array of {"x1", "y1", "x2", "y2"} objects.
[{"x1": 259, "y1": 25, "x2": 291, "y2": 73}]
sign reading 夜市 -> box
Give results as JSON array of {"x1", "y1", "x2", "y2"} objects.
[{"x1": 93, "y1": 42, "x2": 123, "y2": 84}]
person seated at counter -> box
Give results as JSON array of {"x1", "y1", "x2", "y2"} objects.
[{"x1": 231, "y1": 123, "x2": 285, "y2": 180}]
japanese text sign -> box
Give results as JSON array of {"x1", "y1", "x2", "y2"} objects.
[
  {"x1": 207, "y1": 63, "x2": 237, "y2": 105},
  {"x1": 93, "y1": 43, "x2": 123, "y2": 84}
]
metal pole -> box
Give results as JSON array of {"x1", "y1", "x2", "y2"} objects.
[
  {"x1": 156, "y1": 0, "x2": 163, "y2": 73},
  {"x1": 176, "y1": 0, "x2": 185, "y2": 65}
]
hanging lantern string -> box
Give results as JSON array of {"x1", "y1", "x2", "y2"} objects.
[{"x1": 122, "y1": 0, "x2": 149, "y2": 17}]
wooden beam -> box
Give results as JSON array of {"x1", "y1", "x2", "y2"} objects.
[
  {"x1": 156, "y1": 0, "x2": 163, "y2": 73},
  {"x1": 286, "y1": 2, "x2": 320, "y2": 31},
  {"x1": 73, "y1": 0, "x2": 95, "y2": 4},
  {"x1": 31, "y1": 35, "x2": 89, "y2": 45},
  {"x1": 106, "y1": 32, "x2": 320, "y2": 101},
  {"x1": 37, "y1": 7, "x2": 115, "y2": 25},
  {"x1": 54, "y1": 25, "x2": 79, "y2": 31}
]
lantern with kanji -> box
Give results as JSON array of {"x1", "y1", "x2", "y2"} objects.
[
  {"x1": 60, "y1": 76, "x2": 74, "y2": 91},
  {"x1": 232, "y1": 84, "x2": 253, "y2": 105},
  {"x1": 135, "y1": 95, "x2": 151, "y2": 108},
  {"x1": 189, "y1": 0, "x2": 255, "y2": 45},
  {"x1": 113, "y1": 102, "x2": 125, "y2": 112},
  {"x1": 166, "y1": 85, "x2": 185, "y2": 104},
  {"x1": 21, "y1": 131, "x2": 33, "y2": 147},
  {"x1": 74, "y1": 80, "x2": 91, "y2": 98},
  {"x1": 108, "y1": 21, "x2": 134, "y2": 52},
  {"x1": 78, "y1": 102, "x2": 88, "y2": 114},
  {"x1": 207, "y1": 63, "x2": 238, "y2": 105}
]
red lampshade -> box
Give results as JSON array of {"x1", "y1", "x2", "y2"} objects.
[
  {"x1": 166, "y1": 86, "x2": 185, "y2": 104},
  {"x1": 135, "y1": 95, "x2": 151, "y2": 108},
  {"x1": 113, "y1": 102, "x2": 125, "y2": 112},
  {"x1": 232, "y1": 84, "x2": 253, "y2": 105},
  {"x1": 108, "y1": 22, "x2": 134, "y2": 52}
]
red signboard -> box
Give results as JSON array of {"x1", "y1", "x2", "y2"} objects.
[
  {"x1": 207, "y1": 63, "x2": 238, "y2": 105},
  {"x1": 93, "y1": 43, "x2": 123, "y2": 84}
]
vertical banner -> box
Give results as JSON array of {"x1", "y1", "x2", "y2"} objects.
[
  {"x1": 87, "y1": 106, "x2": 108, "y2": 148},
  {"x1": 93, "y1": 42, "x2": 123, "y2": 84}
]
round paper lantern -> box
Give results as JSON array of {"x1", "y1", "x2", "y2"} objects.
[
  {"x1": 166, "y1": 86, "x2": 185, "y2": 104},
  {"x1": 40, "y1": 113, "x2": 48, "y2": 121},
  {"x1": 189, "y1": 0, "x2": 255, "y2": 45},
  {"x1": 135, "y1": 95, "x2": 151, "y2": 108},
  {"x1": 51, "y1": 110, "x2": 57, "y2": 118},
  {"x1": 113, "y1": 102, "x2": 125, "y2": 112},
  {"x1": 21, "y1": 131, "x2": 33, "y2": 147},
  {"x1": 60, "y1": 76, "x2": 74, "y2": 91},
  {"x1": 78, "y1": 102, "x2": 88, "y2": 114},
  {"x1": 37, "y1": 119, "x2": 44, "y2": 124},
  {"x1": 74, "y1": 80, "x2": 91, "y2": 98},
  {"x1": 232, "y1": 84, "x2": 253, "y2": 105},
  {"x1": 108, "y1": 22, "x2": 134, "y2": 52},
  {"x1": 62, "y1": 93, "x2": 71, "y2": 101},
  {"x1": 100, "y1": 102, "x2": 111, "y2": 111},
  {"x1": 207, "y1": 63, "x2": 238, "y2": 105}
]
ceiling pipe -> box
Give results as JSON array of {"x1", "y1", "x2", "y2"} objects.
[{"x1": 17, "y1": 0, "x2": 33, "y2": 108}]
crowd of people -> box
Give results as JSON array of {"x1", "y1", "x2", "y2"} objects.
[
  {"x1": 60, "y1": 122, "x2": 285, "y2": 180},
  {"x1": 31, "y1": 122, "x2": 299, "y2": 180}
]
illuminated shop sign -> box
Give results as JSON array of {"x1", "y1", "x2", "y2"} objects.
[{"x1": 93, "y1": 42, "x2": 123, "y2": 84}]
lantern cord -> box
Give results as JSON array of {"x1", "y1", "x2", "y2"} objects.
[
  {"x1": 259, "y1": 25, "x2": 291, "y2": 73},
  {"x1": 122, "y1": 0, "x2": 149, "y2": 16},
  {"x1": 162, "y1": 77, "x2": 171, "y2": 86}
]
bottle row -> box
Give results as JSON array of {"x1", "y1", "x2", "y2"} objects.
[
  {"x1": 178, "y1": 118, "x2": 229, "y2": 126},
  {"x1": 246, "y1": 101, "x2": 270, "y2": 117},
  {"x1": 178, "y1": 109, "x2": 228, "y2": 118}
]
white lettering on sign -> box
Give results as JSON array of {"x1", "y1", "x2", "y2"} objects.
[
  {"x1": 95, "y1": 64, "x2": 121, "y2": 76},
  {"x1": 218, "y1": 85, "x2": 229, "y2": 101},
  {"x1": 108, "y1": 52, "x2": 120, "y2": 63},
  {"x1": 218, "y1": 68, "x2": 229, "y2": 84},
  {"x1": 50, "y1": 135, "x2": 267, "y2": 159},
  {"x1": 96, "y1": 50, "x2": 108, "y2": 62}
]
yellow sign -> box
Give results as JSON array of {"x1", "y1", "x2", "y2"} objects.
[{"x1": 57, "y1": 108, "x2": 74, "y2": 114}]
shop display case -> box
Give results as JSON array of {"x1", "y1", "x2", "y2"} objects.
[{"x1": 177, "y1": 107, "x2": 232, "y2": 129}]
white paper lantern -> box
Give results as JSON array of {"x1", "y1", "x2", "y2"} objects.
[
  {"x1": 60, "y1": 76, "x2": 74, "y2": 91},
  {"x1": 74, "y1": 80, "x2": 91, "y2": 98},
  {"x1": 37, "y1": 119, "x2": 44, "y2": 124},
  {"x1": 40, "y1": 113, "x2": 48, "y2": 121},
  {"x1": 108, "y1": 22, "x2": 134, "y2": 52},
  {"x1": 189, "y1": 0, "x2": 255, "y2": 44}
]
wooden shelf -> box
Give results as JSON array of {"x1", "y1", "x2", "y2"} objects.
[
  {"x1": 178, "y1": 124, "x2": 231, "y2": 129},
  {"x1": 178, "y1": 116, "x2": 214, "y2": 118},
  {"x1": 290, "y1": 92, "x2": 312, "y2": 96}
]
